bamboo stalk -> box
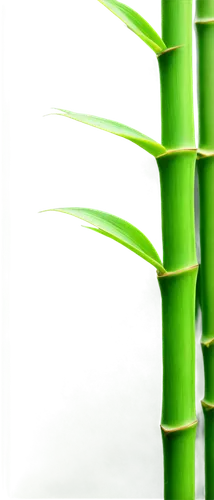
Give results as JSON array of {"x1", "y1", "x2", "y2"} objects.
[
  {"x1": 44, "y1": 1, "x2": 200, "y2": 497},
  {"x1": 157, "y1": 154, "x2": 198, "y2": 498},
  {"x1": 196, "y1": 2, "x2": 214, "y2": 494},
  {"x1": 157, "y1": 1, "x2": 198, "y2": 498}
]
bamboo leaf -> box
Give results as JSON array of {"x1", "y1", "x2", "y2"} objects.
[
  {"x1": 97, "y1": 0, "x2": 166, "y2": 54},
  {"x1": 42, "y1": 207, "x2": 165, "y2": 273},
  {"x1": 51, "y1": 109, "x2": 166, "y2": 157}
]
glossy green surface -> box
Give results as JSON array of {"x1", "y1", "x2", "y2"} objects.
[{"x1": 203, "y1": 408, "x2": 214, "y2": 500}]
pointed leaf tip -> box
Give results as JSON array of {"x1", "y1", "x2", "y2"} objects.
[
  {"x1": 51, "y1": 109, "x2": 166, "y2": 157},
  {"x1": 97, "y1": 0, "x2": 166, "y2": 54},
  {"x1": 44, "y1": 207, "x2": 165, "y2": 273}
]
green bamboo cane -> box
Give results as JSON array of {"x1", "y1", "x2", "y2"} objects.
[
  {"x1": 157, "y1": 2, "x2": 198, "y2": 498},
  {"x1": 196, "y1": 1, "x2": 214, "y2": 498},
  {"x1": 42, "y1": 1, "x2": 198, "y2": 497}
]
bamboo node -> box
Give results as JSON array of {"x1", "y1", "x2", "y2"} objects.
[
  {"x1": 157, "y1": 45, "x2": 184, "y2": 58},
  {"x1": 156, "y1": 148, "x2": 197, "y2": 159},
  {"x1": 201, "y1": 337, "x2": 214, "y2": 348},
  {"x1": 201, "y1": 400, "x2": 214, "y2": 411},
  {"x1": 158, "y1": 264, "x2": 198, "y2": 279},
  {"x1": 195, "y1": 18, "x2": 214, "y2": 25},
  {"x1": 197, "y1": 149, "x2": 214, "y2": 160},
  {"x1": 161, "y1": 420, "x2": 198, "y2": 435}
]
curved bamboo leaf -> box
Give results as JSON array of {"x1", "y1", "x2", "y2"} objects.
[
  {"x1": 42, "y1": 207, "x2": 165, "y2": 273},
  {"x1": 97, "y1": 0, "x2": 166, "y2": 54},
  {"x1": 51, "y1": 109, "x2": 166, "y2": 157}
]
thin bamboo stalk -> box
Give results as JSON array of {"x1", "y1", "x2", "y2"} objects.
[
  {"x1": 157, "y1": 1, "x2": 198, "y2": 498},
  {"x1": 196, "y1": 0, "x2": 214, "y2": 497}
]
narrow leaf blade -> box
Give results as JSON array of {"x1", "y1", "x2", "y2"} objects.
[
  {"x1": 51, "y1": 109, "x2": 166, "y2": 157},
  {"x1": 42, "y1": 207, "x2": 165, "y2": 273},
  {"x1": 97, "y1": 0, "x2": 166, "y2": 53}
]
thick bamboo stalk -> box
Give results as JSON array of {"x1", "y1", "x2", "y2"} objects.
[
  {"x1": 198, "y1": 169, "x2": 214, "y2": 498},
  {"x1": 196, "y1": 0, "x2": 214, "y2": 497},
  {"x1": 157, "y1": 1, "x2": 198, "y2": 498},
  {"x1": 157, "y1": 153, "x2": 198, "y2": 500},
  {"x1": 44, "y1": 1, "x2": 199, "y2": 496}
]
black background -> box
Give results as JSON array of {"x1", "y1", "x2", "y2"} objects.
[{"x1": 8, "y1": 0, "x2": 158, "y2": 486}]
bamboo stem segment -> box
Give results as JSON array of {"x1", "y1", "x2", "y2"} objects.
[
  {"x1": 158, "y1": 266, "x2": 198, "y2": 500},
  {"x1": 157, "y1": 1, "x2": 197, "y2": 498},
  {"x1": 196, "y1": 0, "x2": 214, "y2": 496},
  {"x1": 158, "y1": 154, "x2": 198, "y2": 500},
  {"x1": 197, "y1": 158, "x2": 214, "y2": 499},
  {"x1": 197, "y1": 156, "x2": 214, "y2": 500}
]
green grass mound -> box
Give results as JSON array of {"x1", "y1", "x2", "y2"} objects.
[{"x1": 11, "y1": 340, "x2": 162, "y2": 500}]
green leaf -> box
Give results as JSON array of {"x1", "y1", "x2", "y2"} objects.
[
  {"x1": 50, "y1": 109, "x2": 166, "y2": 157},
  {"x1": 97, "y1": 0, "x2": 166, "y2": 54},
  {"x1": 42, "y1": 207, "x2": 165, "y2": 273}
]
